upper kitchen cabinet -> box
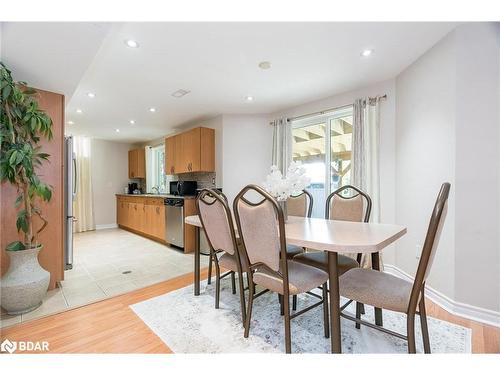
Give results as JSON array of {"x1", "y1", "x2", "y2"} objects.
[
  {"x1": 165, "y1": 127, "x2": 215, "y2": 175},
  {"x1": 128, "y1": 148, "x2": 146, "y2": 179}
]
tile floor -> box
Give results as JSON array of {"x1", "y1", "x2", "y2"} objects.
[{"x1": 1, "y1": 228, "x2": 208, "y2": 328}]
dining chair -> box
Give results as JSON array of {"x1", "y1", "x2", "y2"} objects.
[
  {"x1": 285, "y1": 189, "x2": 313, "y2": 259},
  {"x1": 293, "y1": 185, "x2": 372, "y2": 325},
  {"x1": 205, "y1": 191, "x2": 233, "y2": 287},
  {"x1": 233, "y1": 184, "x2": 330, "y2": 353},
  {"x1": 196, "y1": 189, "x2": 247, "y2": 323},
  {"x1": 339, "y1": 182, "x2": 451, "y2": 353}
]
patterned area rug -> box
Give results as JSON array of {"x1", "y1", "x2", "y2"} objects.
[{"x1": 130, "y1": 277, "x2": 471, "y2": 353}]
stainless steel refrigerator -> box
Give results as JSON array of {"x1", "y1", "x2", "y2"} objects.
[{"x1": 64, "y1": 136, "x2": 77, "y2": 270}]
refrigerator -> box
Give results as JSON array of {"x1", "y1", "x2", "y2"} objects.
[{"x1": 64, "y1": 136, "x2": 77, "y2": 270}]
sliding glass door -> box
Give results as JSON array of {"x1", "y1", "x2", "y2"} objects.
[{"x1": 291, "y1": 106, "x2": 354, "y2": 218}]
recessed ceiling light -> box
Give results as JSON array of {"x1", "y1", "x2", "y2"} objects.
[
  {"x1": 172, "y1": 89, "x2": 190, "y2": 98},
  {"x1": 115, "y1": 128, "x2": 120, "y2": 133},
  {"x1": 245, "y1": 96, "x2": 254, "y2": 102},
  {"x1": 76, "y1": 109, "x2": 82, "y2": 114},
  {"x1": 67, "y1": 121, "x2": 74, "y2": 125},
  {"x1": 149, "y1": 107, "x2": 156, "y2": 113},
  {"x1": 125, "y1": 39, "x2": 139, "y2": 48},
  {"x1": 129, "y1": 120, "x2": 135, "y2": 125},
  {"x1": 258, "y1": 61, "x2": 271, "y2": 70},
  {"x1": 87, "y1": 92, "x2": 96, "y2": 98},
  {"x1": 360, "y1": 49, "x2": 374, "y2": 57}
]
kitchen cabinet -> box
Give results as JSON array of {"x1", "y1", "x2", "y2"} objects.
[
  {"x1": 164, "y1": 126, "x2": 215, "y2": 175},
  {"x1": 128, "y1": 148, "x2": 145, "y2": 179},
  {"x1": 116, "y1": 195, "x2": 165, "y2": 243}
]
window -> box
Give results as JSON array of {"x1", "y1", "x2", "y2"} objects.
[
  {"x1": 146, "y1": 144, "x2": 166, "y2": 193},
  {"x1": 291, "y1": 106, "x2": 353, "y2": 217}
]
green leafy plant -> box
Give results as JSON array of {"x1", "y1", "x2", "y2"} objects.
[{"x1": 0, "y1": 62, "x2": 53, "y2": 251}]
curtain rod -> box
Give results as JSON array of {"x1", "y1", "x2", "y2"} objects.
[{"x1": 272, "y1": 94, "x2": 387, "y2": 124}]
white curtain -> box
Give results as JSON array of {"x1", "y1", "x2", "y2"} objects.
[
  {"x1": 351, "y1": 97, "x2": 382, "y2": 268},
  {"x1": 271, "y1": 117, "x2": 292, "y2": 174},
  {"x1": 73, "y1": 136, "x2": 95, "y2": 233}
]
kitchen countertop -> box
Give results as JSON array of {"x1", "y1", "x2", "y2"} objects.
[{"x1": 115, "y1": 193, "x2": 195, "y2": 199}]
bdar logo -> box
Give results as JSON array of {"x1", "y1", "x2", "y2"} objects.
[{"x1": 1, "y1": 339, "x2": 17, "y2": 354}]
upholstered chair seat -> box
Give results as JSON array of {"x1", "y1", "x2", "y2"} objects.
[
  {"x1": 253, "y1": 261, "x2": 329, "y2": 295},
  {"x1": 340, "y1": 268, "x2": 417, "y2": 313},
  {"x1": 219, "y1": 249, "x2": 248, "y2": 271},
  {"x1": 286, "y1": 244, "x2": 305, "y2": 258},
  {"x1": 293, "y1": 251, "x2": 358, "y2": 275}
]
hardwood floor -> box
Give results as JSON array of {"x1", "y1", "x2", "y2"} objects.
[{"x1": 1, "y1": 268, "x2": 499, "y2": 353}]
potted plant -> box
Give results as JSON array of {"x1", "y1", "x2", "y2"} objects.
[
  {"x1": 263, "y1": 161, "x2": 310, "y2": 221},
  {"x1": 0, "y1": 62, "x2": 53, "y2": 315}
]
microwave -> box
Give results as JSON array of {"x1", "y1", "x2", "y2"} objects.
[{"x1": 169, "y1": 180, "x2": 197, "y2": 196}]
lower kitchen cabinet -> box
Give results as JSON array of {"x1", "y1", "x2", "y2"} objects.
[{"x1": 116, "y1": 195, "x2": 165, "y2": 243}]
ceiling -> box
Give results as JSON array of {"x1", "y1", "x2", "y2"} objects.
[{"x1": 1, "y1": 22, "x2": 457, "y2": 143}]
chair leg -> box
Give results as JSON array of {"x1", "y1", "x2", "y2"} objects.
[
  {"x1": 207, "y1": 255, "x2": 213, "y2": 285},
  {"x1": 355, "y1": 302, "x2": 362, "y2": 329},
  {"x1": 237, "y1": 271, "x2": 246, "y2": 324},
  {"x1": 283, "y1": 294, "x2": 291, "y2": 353},
  {"x1": 244, "y1": 278, "x2": 255, "y2": 338},
  {"x1": 407, "y1": 313, "x2": 417, "y2": 354},
  {"x1": 322, "y1": 282, "x2": 329, "y2": 338},
  {"x1": 231, "y1": 271, "x2": 236, "y2": 295},
  {"x1": 279, "y1": 294, "x2": 284, "y2": 316},
  {"x1": 292, "y1": 295, "x2": 297, "y2": 311},
  {"x1": 419, "y1": 297, "x2": 431, "y2": 353},
  {"x1": 214, "y1": 260, "x2": 221, "y2": 309},
  {"x1": 360, "y1": 303, "x2": 365, "y2": 315}
]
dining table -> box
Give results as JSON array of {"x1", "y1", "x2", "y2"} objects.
[{"x1": 184, "y1": 214, "x2": 407, "y2": 353}]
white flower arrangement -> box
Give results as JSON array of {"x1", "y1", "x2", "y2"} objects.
[{"x1": 263, "y1": 161, "x2": 311, "y2": 201}]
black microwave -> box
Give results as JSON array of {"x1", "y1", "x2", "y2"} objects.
[{"x1": 170, "y1": 181, "x2": 197, "y2": 196}]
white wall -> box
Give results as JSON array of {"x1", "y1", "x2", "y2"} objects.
[
  {"x1": 91, "y1": 139, "x2": 132, "y2": 228},
  {"x1": 271, "y1": 80, "x2": 397, "y2": 264},
  {"x1": 221, "y1": 114, "x2": 273, "y2": 203},
  {"x1": 453, "y1": 23, "x2": 500, "y2": 312},
  {"x1": 395, "y1": 23, "x2": 500, "y2": 314},
  {"x1": 395, "y1": 31, "x2": 457, "y2": 299}
]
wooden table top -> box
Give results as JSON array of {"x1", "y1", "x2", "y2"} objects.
[{"x1": 185, "y1": 215, "x2": 406, "y2": 254}]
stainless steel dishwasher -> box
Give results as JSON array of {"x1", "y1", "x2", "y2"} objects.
[{"x1": 165, "y1": 198, "x2": 184, "y2": 248}]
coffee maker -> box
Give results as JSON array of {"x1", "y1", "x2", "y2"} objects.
[{"x1": 128, "y1": 182, "x2": 138, "y2": 194}]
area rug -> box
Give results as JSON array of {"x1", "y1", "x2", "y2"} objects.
[{"x1": 130, "y1": 277, "x2": 471, "y2": 353}]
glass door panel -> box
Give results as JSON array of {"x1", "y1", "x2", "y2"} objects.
[
  {"x1": 330, "y1": 113, "x2": 353, "y2": 194},
  {"x1": 292, "y1": 122, "x2": 326, "y2": 218}
]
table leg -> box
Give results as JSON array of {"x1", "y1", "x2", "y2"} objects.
[
  {"x1": 194, "y1": 226, "x2": 200, "y2": 296},
  {"x1": 371, "y1": 252, "x2": 383, "y2": 326},
  {"x1": 328, "y1": 251, "x2": 341, "y2": 353}
]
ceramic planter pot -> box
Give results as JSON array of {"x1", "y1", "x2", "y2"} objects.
[{"x1": 1, "y1": 245, "x2": 50, "y2": 315}]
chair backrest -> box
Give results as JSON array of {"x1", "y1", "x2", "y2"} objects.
[
  {"x1": 196, "y1": 189, "x2": 238, "y2": 258},
  {"x1": 286, "y1": 190, "x2": 313, "y2": 218},
  {"x1": 233, "y1": 185, "x2": 288, "y2": 278},
  {"x1": 326, "y1": 185, "x2": 372, "y2": 223},
  {"x1": 408, "y1": 182, "x2": 451, "y2": 313}
]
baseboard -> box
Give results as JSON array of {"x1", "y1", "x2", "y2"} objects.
[
  {"x1": 95, "y1": 223, "x2": 118, "y2": 230},
  {"x1": 384, "y1": 264, "x2": 500, "y2": 328}
]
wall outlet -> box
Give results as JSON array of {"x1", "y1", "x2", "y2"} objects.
[
  {"x1": 212, "y1": 177, "x2": 215, "y2": 185},
  {"x1": 415, "y1": 244, "x2": 422, "y2": 259}
]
